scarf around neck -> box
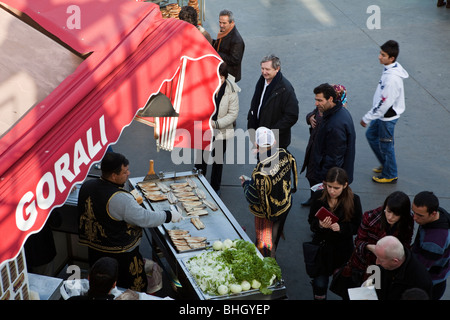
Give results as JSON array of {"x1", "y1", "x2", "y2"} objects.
[{"x1": 215, "y1": 22, "x2": 235, "y2": 51}]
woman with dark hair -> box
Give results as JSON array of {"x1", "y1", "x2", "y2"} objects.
[
  {"x1": 307, "y1": 167, "x2": 362, "y2": 300},
  {"x1": 330, "y1": 190, "x2": 414, "y2": 299},
  {"x1": 195, "y1": 62, "x2": 239, "y2": 194}
]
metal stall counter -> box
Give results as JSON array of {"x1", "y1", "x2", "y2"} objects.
[{"x1": 129, "y1": 170, "x2": 287, "y2": 300}]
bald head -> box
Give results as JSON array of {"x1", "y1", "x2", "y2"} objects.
[{"x1": 374, "y1": 236, "x2": 405, "y2": 270}]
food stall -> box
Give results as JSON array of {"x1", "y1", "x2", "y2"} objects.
[
  {"x1": 0, "y1": 0, "x2": 222, "y2": 299},
  {"x1": 0, "y1": 0, "x2": 288, "y2": 301},
  {"x1": 128, "y1": 170, "x2": 287, "y2": 300}
]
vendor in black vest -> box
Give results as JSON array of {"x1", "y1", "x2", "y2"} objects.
[{"x1": 78, "y1": 152, "x2": 181, "y2": 292}]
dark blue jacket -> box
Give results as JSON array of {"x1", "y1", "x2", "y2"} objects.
[{"x1": 310, "y1": 102, "x2": 356, "y2": 183}]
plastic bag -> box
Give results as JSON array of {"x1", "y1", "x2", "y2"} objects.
[
  {"x1": 60, "y1": 279, "x2": 122, "y2": 300},
  {"x1": 60, "y1": 279, "x2": 89, "y2": 300},
  {"x1": 144, "y1": 259, "x2": 163, "y2": 294}
]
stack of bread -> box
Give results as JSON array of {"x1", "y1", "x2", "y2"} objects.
[
  {"x1": 160, "y1": 8, "x2": 170, "y2": 19},
  {"x1": 160, "y1": 3, "x2": 181, "y2": 19},
  {"x1": 160, "y1": 1, "x2": 199, "y2": 20},
  {"x1": 167, "y1": 229, "x2": 207, "y2": 252},
  {"x1": 188, "y1": 0, "x2": 199, "y2": 16}
]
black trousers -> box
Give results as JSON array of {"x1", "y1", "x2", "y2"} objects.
[
  {"x1": 195, "y1": 138, "x2": 227, "y2": 192},
  {"x1": 88, "y1": 246, "x2": 148, "y2": 292}
]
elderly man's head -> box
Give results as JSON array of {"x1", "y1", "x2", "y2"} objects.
[{"x1": 374, "y1": 236, "x2": 406, "y2": 270}]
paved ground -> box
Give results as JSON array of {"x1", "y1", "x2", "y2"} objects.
[{"x1": 111, "y1": 0, "x2": 450, "y2": 300}]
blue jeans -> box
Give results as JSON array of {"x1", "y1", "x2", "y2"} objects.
[
  {"x1": 312, "y1": 274, "x2": 330, "y2": 299},
  {"x1": 366, "y1": 119, "x2": 398, "y2": 178}
]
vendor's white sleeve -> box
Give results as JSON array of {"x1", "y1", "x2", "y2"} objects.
[{"x1": 108, "y1": 192, "x2": 167, "y2": 227}]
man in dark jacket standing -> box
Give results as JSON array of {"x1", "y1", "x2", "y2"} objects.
[
  {"x1": 212, "y1": 9, "x2": 245, "y2": 82},
  {"x1": 247, "y1": 55, "x2": 299, "y2": 150},
  {"x1": 308, "y1": 83, "x2": 355, "y2": 185}
]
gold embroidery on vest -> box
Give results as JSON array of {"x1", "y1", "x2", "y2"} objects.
[
  {"x1": 80, "y1": 197, "x2": 106, "y2": 243},
  {"x1": 129, "y1": 256, "x2": 145, "y2": 291},
  {"x1": 270, "y1": 180, "x2": 290, "y2": 207}
]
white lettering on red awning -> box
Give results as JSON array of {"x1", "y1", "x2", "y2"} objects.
[{"x1": 15, "y1": 115, "x2": 108, "y2": 231}]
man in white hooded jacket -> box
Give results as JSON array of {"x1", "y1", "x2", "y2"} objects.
[{"x1": 360, "y1": 40, "x2": 409, "y2": 184}]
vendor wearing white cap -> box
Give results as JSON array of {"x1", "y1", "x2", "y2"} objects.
[{"x1": 240, "y1": 127, "x2": 298, "y2": 258}]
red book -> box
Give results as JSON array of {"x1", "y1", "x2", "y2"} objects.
[{"x1": 315, "y1": 206, "x2": 339, "y2": 224}]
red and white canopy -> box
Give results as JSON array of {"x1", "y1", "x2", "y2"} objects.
[{"x1": 0, "y1": 0, "x2": 221, "y2": 266}]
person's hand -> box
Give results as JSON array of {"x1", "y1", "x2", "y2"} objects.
[
  {"x1": 309, "y1": 115, "x2": 317, "y2": 128},
  {"x1": 319, "y1": 216, "x2": 340, "y2": 232},
  {"x1": 366, "y1": 244, "x2": 376, "y2": 253},
  {"x1": 360, "y1": 119, "x2": 367, "y2": 127},
  {"x1": 239, "y1": 175, "x2": 250, "y2": 186},
  {"x1": 170, "y1": 208, "x2": 182, "y2": 223},
  {"x1": 330, "y1": 222, "x2": 340, "y2": 232},
  {"x1": 319, "y1": 216, "x2": 332, "y2": 229}
]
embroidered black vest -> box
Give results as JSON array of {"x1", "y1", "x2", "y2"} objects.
[
  {"x1": 78, "y1": 178, "x2": 142, "y2": 253},
  {"x1": 249, "y1": 148, "x2": 298, "y2": 220}
]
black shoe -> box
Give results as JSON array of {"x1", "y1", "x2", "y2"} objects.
[{"x1": 301, "y1": 197, "x2": 312, "y2": 206}]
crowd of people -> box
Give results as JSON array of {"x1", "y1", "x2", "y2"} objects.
[
  {"x1": 191, "y1": 9, "x2": 450, "y2": 301},
  {"x1": 305, "y1": 174, "x2": 450, "y2": 300},
  {"x1": 72, "y1": 7, "x2": 450, "y2": 301}
]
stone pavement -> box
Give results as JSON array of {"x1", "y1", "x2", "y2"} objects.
[{"x1": 111, "y1": 0, "x2": 450, "y2": 300}]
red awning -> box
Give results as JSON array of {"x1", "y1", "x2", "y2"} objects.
[{"x1": 0, "y1": 0, "x2": 221, "y2": 266}]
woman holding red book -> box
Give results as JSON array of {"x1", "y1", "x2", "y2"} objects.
[{"x1": 307, "y1": 167, "x2": 362, "y2": 300}]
